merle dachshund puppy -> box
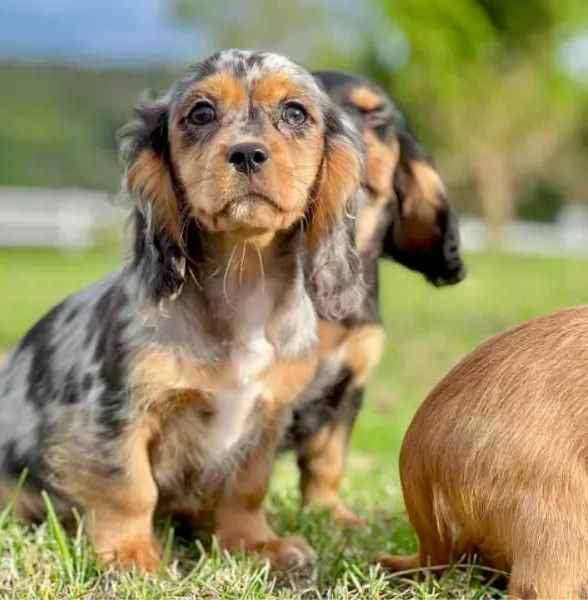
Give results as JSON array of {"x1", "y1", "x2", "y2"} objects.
[{"x1": 0, "y1": 51, "x2": 365, "y2": 571}]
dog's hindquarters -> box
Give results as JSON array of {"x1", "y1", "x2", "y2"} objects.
[
  {"x1": 384, "y1": 398, "x2": 588, "y2": 598},
  {"x1": 384, "y1": 308, "x2": 588, "y2": 598}
]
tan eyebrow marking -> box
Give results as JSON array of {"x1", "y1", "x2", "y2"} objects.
[
  {"x1": 190, "y1": 71, "x2": 247, "y2": 111},
  {"x1": 253, "y1": 73, "x2": 308, "y2": 108},
  {"x1": 349, "y1": 85, "x2": 384, "y2": 112}
]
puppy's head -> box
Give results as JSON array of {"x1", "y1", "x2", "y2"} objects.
[
  {"x1": 314, "y1": 70, "x2": 465, "y2": 287},
  {"x1": 120, "y1": 51, "x2": 363, "y2": 318}
]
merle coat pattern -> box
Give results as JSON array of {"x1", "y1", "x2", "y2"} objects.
[{"x1": 0, "y1": 51, "x2": 365, "y2": 571}]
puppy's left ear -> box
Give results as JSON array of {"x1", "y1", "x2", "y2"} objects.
[
  {"x1": 306, "y1": 108, "x2": 365, "y2": 320},
  {"x1": 382, "y1": 128, "x2": 466, "y2": 286}
]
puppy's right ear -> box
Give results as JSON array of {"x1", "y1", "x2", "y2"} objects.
[
  {"x1": 119, "y1": 98, "x2": 189, "y2": 305},
  {"x1": 306, "y1": 107, "x2": 365, "y2": 320},
  {"x1": 382, "y1": 128, "x2": 466, "y2": 286}
]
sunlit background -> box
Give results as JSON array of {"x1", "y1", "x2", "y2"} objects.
[{"x1": 1, "y1": 0, "x2": 587, "y2": 498}]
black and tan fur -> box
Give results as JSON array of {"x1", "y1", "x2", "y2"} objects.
[
  {"x1": 0, "y1": 51, "x2": 365, "y2": 571},
  {"x1": 279, "y1": 71, "x2": 465, "y2": 525}
]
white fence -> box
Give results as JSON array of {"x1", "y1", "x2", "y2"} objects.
[
  {"x1": 0, "y1": 187, "x2": 587, "y2": 258},
  {"x1": 460, "y1": 205, "x2": 588, "y2": 258},
  {"x1": 0, "y1": 187, "x2": 125, "y2": 250}
]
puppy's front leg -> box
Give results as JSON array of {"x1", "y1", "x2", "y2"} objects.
[
  {"x1": 57, "y1": 427, "x2": 161, "y2": 573},
  {"x1": 213, "y1": 356, "x2": 319, "y2": 567},
  {"x1": 88, "y1": 484, "x2": 160, "y2": 574},
  {"x1": 213, "y1": 422, "x2": 316, "y2": 568}
]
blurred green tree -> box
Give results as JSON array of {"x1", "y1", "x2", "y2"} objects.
[
  {"x1": 363, "y1": 0, "x2": 588, "y2": 246},
  {"x1": 170, "y1": 0, "x2": 364, "y2": 68}
]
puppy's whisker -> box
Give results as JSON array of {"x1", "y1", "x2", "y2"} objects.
[
  {"x1": 222, "y1": 243, "x2": 239, "y2": 311},
  {"x1": 207, "y1": 266, "x2": 222, "y2": 280},
  {"x1": 187, "y1": 175, "x2": 222, "y2": 187},
  {"x1": 253, "y1": 242, "x2": 265, "y2": 294},
  {"x1": 177, "y1": 209, "x2": 193, "y2": 258},
  {"x1": 289, "y1": 180, "x2": 312, "y2": 196},
  {"x1": 188, "y1": 266, "x2": 203, "y2": 291},
  {"x1": 344, "y1": 204, "x2": 356, "y2": 220},
  {"x1": 238, "y1": 242, "x2": 246, "y2": 288}
]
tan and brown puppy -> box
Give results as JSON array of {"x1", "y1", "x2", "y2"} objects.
[{"x1": 381, "y1": 306, "x2": 588, "y2": 598}]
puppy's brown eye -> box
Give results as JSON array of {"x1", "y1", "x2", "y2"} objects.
[
  {"x1": 282, "y1": 102, "x2": 307, "y2": 127},
  {"x1": 188, "y1": 101, "x2": 216, "y2": 126}
]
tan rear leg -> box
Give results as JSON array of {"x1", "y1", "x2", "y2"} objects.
[
  {"x1": 298, "y1": 322, "x2": 386, "y2": 527},
  {"x1": 508, "y1": 555, "x2": 587, "y2": 600},
  {"x1": 298, "y1": 420, "x2": 365, "y2": 528}
]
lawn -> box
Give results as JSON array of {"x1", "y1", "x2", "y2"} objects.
[{"x1": 0, "y1": 248, "x2": 586, "y2": 598}]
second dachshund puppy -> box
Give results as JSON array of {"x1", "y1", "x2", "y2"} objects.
[
  {"x1": 279, "y1": 71, "x2": 466, "y2": 525},
  {"x1": 0, "y1": 50, "x2": 364, "y2": 571}
]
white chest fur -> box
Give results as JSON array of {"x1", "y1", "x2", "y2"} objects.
[{"x1": 208, "y1": 285, "x2": 275, "y2": 452}]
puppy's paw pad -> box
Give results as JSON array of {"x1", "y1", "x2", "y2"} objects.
[{"x1": 307, "y1": 499, "x2": 367, "y2": 528}]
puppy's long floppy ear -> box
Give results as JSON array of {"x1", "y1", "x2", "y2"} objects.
[
  {"x1": 382, "y1": 128, "x2": 466, "y2": 286},
  {"x1": 119, "y1": 98, "x2": 191, "y2": 305},
  {"x1": 306, "y1": 108, "x2": 365, "y2": 320}
]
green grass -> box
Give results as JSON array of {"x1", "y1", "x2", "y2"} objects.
[
  {"x1": 0, "y1": 249, "x2": 587, "y2": 598},
  {"x1": 0, "y1": 249, "x2": 120, "y2": 349}
]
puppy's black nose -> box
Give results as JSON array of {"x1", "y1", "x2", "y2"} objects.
[{"x1": 227, "y1": 142, "x2": 270, "y2": 176}]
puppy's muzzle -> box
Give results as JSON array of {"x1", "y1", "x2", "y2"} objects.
[{"x1": 227, "y1": 142, "x2": 270, "y2": 177}]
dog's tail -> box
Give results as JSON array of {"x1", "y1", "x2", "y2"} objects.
[{"x1": 379, "y1": 552, "x2": 420, "y2": 572}]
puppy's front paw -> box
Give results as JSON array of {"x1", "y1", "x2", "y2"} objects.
[
  {"x1": 254, "y1": 535, "x2": 317, "y2": 569},
  {"x1": 306, "y1": 496, "x2": 367, "y2": 528},
  {"x1": 98, "y1": 539, "x2": 162, "y2": 574}
]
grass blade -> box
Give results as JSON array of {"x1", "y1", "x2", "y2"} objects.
[
  {"x1": 0, "y1": 467, "x2": 28, "y2": 530},
  {"x1": 161, "y1": 522, "x2": 175, "y2": 572},
  {"x1": 42, "y1": 490, "x2": 74, "y2": 584}
]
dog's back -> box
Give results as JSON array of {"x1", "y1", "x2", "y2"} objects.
[{"x1": 387, "y1": 306, "x2": 588, "y2": 598}]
